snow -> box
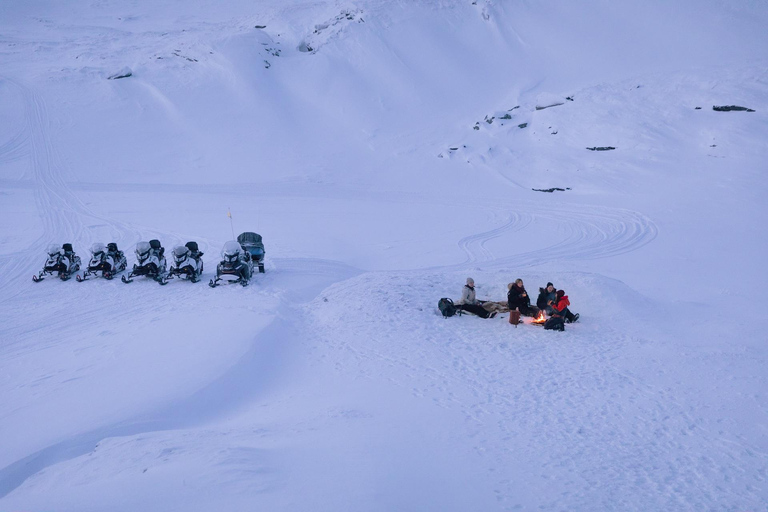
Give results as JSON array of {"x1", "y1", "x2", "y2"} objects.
[{"x1": 1, "y1": 0, "x2": 767, "y2": 510}]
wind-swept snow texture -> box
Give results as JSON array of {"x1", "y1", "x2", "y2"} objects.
[{"x1": 1, "y1": 0, "x2": 767, "y2": 510}]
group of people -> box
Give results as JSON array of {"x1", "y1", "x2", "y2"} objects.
[{"x1": 456, "y1": 277, "x2": 579, "y2": 331}]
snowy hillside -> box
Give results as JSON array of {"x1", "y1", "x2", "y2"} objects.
[{"x1": 1, "y1": 0, "x2": 767, "y2": 510}]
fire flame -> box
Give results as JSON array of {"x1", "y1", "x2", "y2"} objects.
[{"x1": 531, "y1": 311, "x2": 546, "y2": 324}]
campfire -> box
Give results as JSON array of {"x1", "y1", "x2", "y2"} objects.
[{"x1": 531, "y1": 311, "x2": 546, "y2": 325}]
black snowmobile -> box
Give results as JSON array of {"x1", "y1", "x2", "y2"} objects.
[
  {"x1": 236, "y1": 232, "x2": 266, "y2": 273},
  {"x1": 166, "y1": 241, "x2": 204, "y2": 283},
  {"x1": 209, "y1": 240, "x2": 254, "y2": 287},
  {"x1": 122, "y1": 239, "x2": 168, "y2": 284},
  {"x1": 77, "y1": 242, "x2": 127, "y2": 281},
  {"x1": 33, "y1": 243, "x2": 81, "y2": 282}
]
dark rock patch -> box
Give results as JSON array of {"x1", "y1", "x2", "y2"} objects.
[
  {"x1": 533, "y1": 187, "x2": 571, "y2": 193},
  {"x1": 713, "y1": 105, "x2": 755, "y2": 112},
  {"x1": 518, "y1": 123, "x2": 528, "y2": 129},
  {"x1": 535, "y1": 102, "x2": 564, "y2": 111},
  {"x1": 107, "y1": 67, "x2": 132, "y2": 80},
  {"x1": 255, "y1": 25, "x2": 267, "y2": 29},
  {"x1": 586, "y1": 146, "x2": 615, "y2": 151}
]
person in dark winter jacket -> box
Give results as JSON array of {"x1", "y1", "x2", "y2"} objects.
[
  {"x1": 507, "y1": 279, "x2": 540, "y2": 317},
  {"x1": 457, "y1": 277, "x2": 496, "y2": 318},
  {"x1": 537, "y1": 282, "x2": 556, "y2": 313}
]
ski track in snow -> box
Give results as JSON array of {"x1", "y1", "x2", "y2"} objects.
[
  {"x1": 448, "y1": 203, "x2": 656, "y2": 271},
  {"x1": 0, "y1": 77, "x2": 224, "y2": 305},
  {"x1": 0, "y1": 252, "x2": 362, "y2": 499}
]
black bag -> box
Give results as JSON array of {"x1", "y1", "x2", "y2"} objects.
[
  {"x1": 438, "y1": 298, "x2": 457, "y2": 318},
  {"x1": 544, "y1": 316, "x2": 565, "y2": 331}
]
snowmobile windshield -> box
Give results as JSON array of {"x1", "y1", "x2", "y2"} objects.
[
  {"x1": 172, "y1": 245, "x2": 189, "y2": 260},
  {"x1": 221, "y1": 241, "x2": 242, "y2": 261},
  {"x1": 47, "y1": 244, "x2": 62, "y2": 256},
  {"x1": 135, "y1": 241, "x2": 151, "y2": 259},
  {"x1": 90, "y1": 242, "x2": 106, "y2": 256}
]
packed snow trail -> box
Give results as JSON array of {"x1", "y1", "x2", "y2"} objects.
[
  {"x1": 0, "y1": 77, "x2": 180, "y2": 304},
  {"x1": 0, "y1": 256, "x2": 361, "y2": 499}
]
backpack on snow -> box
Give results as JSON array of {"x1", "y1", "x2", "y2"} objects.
[{"x1": 438, "y1": 298, "x2": 458, "y2": 318}]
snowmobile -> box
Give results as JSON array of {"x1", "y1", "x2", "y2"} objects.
[
  {"x1": 209, "y1": 240, "x2": 253, "y2": 287},
  {"x1": 122, "y1": 239, "x2": 168, "y2": 284},
  {"x1": 33, "y1": 243, "x2": 81, "y2": 282},
  {"x1": 76, "y1": 242, "x2": 127, "y2": 281},
  {"x1": 166, "y1": 241, "x2": 204, "y2": 283},
  {"x1": 237, "y1": 232, "x2": 266, "y2": 273}
]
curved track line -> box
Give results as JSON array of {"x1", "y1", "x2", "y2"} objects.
[
  {"x1": 425, "y1": 201, "x2": 657, "y2": 273},
  {"x1": 0, "y1": 77, "x2": 178, "y2": 304}
]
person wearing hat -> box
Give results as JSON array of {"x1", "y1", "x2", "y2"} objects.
[
  {"x1": 537, "y1": 282, "x2": 557, "y2": 314},
  {"x1": 456, "y1": 277, "x2": 496, "y2": 318}
]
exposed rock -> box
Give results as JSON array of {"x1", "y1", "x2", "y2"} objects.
[
  {"x1": 535, "y1": 93, "x2": 566, "y2": 110},
  {"x1": 518, "y1": 123, "x2": 528, "y2": 129},
  {"x1": 535, "y1": 102, "x2": 564, "y2": 111},
  {"x1": 532, "y1": 187, "x2": 571, "y2": 193},
  {"x1": 713, "y1": 105, "x2": 755, "y2": 112},
  {"x1": 586, "y1": 146, "x2": 615, "y2": 151},
  {"x1": 255, "y1": 25, "x2": 267, "y2": 29},
  {"x1": 107, "y1": 67, "x2": 132, "y2": 80}
]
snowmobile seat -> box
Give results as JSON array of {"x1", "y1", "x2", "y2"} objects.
[
  {"x1": 149, "y1": 239, "x2": 164, "y2": 258},
  {"x1": 185, "y1": 241, "x2": 203, "y2": 259},
  {"x1": 107, "y1": 242, "x2": 118, "y2": 253},
  {"x1": 62, "y1": 243, "x2": 74, "y2": 254}
]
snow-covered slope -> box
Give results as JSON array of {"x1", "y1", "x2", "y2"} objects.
[{"x1": 1, "y1": 1, "x2": 767, "y2": 510}]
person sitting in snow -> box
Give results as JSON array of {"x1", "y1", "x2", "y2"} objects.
[
  {"x1": 507, "y1": 279, "x2": 540, "y2": 317},
  {"x1": 456, "y1": 277, "x2": 496, "y2": 318},
  {"x1": 544, "y1": 290, "x2": 579, "y2": 331},
  {"x1": 537, "y1": 282, "x2": 557, "y2": 314}
]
